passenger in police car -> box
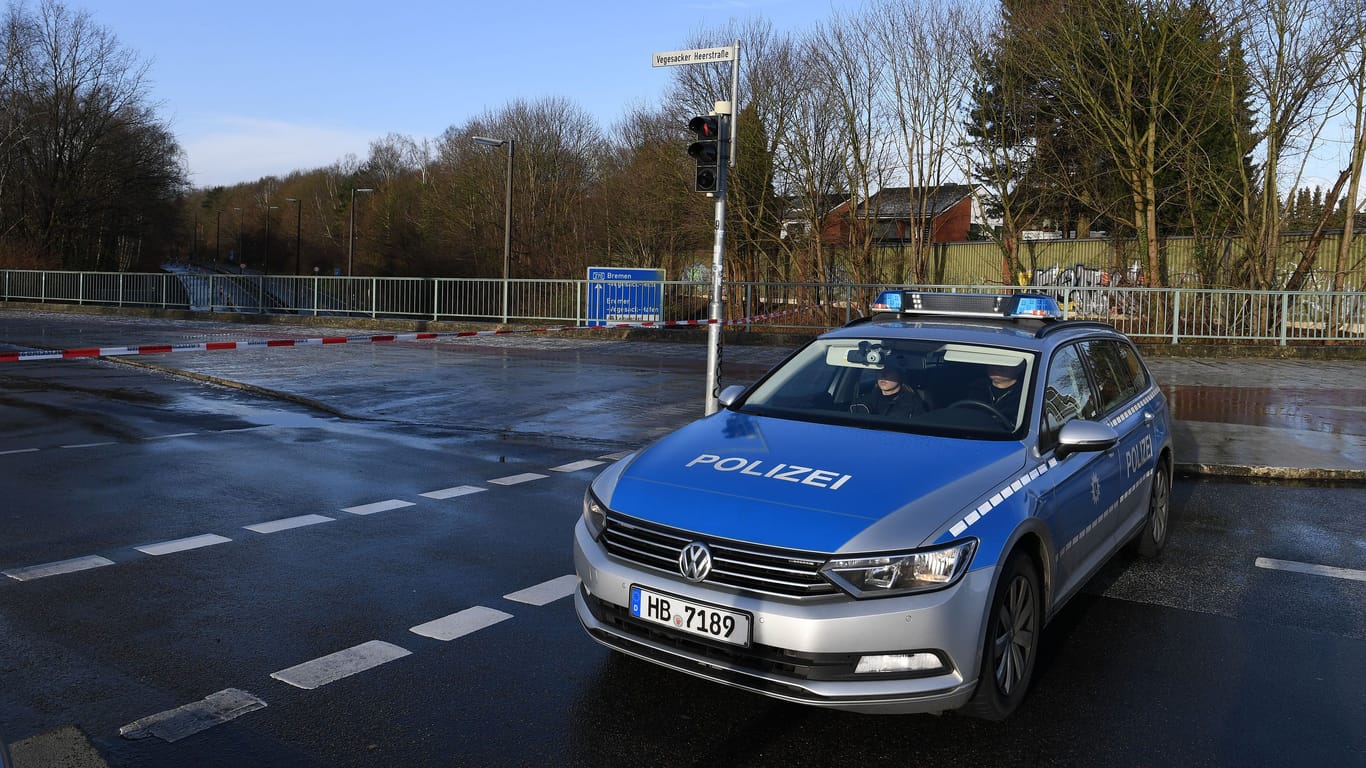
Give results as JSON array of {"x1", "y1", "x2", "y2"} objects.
[{"x1": 851, "y1": 367, "x2": 927, "y2": 419}]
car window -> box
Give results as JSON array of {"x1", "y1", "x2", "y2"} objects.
[
  {"x1": 1084, "y1": 340, "x2": 1146, "y2": 414},
  {"x1": 1040, "y1": 344, "x2": 1095, "y2": 450}
]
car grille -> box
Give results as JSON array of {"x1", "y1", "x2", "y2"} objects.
[{"x1": 602, "y1": 511, "x2": 838, "y2": 598}]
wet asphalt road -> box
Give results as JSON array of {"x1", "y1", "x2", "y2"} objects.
[{"x1": 0, "y1": 312, "x2": 1363, "y2": 768}]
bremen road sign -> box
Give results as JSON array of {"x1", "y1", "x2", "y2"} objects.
[
  {"x1": 586, "y1": 267, "x2": 665, "y2": 327},
  {"x1": 651, "y1": 46, "x2": 737, "y2": 68}
]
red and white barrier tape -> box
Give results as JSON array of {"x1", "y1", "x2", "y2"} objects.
[{"x1": 0, "y1": 306, "x2": 820, "y2": 363}]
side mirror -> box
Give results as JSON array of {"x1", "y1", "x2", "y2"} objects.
[
  {"x1": 717, "y1": 384, "x2": 748, "y2": 408},
  {"x1": 1055, "y1": 420, "x2": 1119, "y2": 459}
]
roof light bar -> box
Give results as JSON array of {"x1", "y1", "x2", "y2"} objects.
[{"x1": 872, "y1": 291, "x2": 1063, "y2": 320}]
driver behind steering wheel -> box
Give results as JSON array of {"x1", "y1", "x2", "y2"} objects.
[
  {"x1": 977, "y1": 361, "x2": 1025, "y2": 419},
  {"x1": 852, "y1": 367, "x2": 928, "y2": 419}
]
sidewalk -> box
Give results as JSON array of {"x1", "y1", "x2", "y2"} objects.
[{"x1": 1143, "y1": 357, "x2": 1366, "y2": 482}]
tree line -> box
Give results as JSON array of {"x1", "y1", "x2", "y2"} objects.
[{"x1": 2, "y1": 0, "x2": 1364, "y2": 292}]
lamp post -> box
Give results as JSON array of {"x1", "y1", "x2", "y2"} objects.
[
  {"x1": 472, "y1": 135, "x2": 513, "y2": 324},
  {"x1": 286, "y1": 197, "x2": 303, "y2": 310},
  {"x1": 233, "y1": 207, "x2": 243, "y2": 270},
  {"x1": 215, "y1": 210, "x2": 222, "y2": 262},
  {"x1": 285, "y1": 198, "x2": 302, "y2": 275},
  {"x1": 263, "y1": 204, "x2": 279, "y2": 276},
  {"x1": 348, "y1": 187, "x2": 374, "y2": 277}
]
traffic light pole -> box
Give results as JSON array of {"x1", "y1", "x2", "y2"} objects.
[
  {"x1": 652, "y1": 40, "x2": 739, "y2": 415},
  {"x1": 704, "y1": 146, "x2": 729, "y2": 416}
]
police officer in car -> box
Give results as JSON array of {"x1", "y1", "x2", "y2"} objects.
[{"x1": 853, "y1": 367, "x2": 927, "y2": 419}]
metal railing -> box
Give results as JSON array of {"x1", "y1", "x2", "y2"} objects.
[{"x1": 2, "y1": 269, "x2": 1364, "y2": 346}]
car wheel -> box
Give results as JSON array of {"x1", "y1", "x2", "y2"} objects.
[
  {"x1": 1133, "y1": 461, "x2": 1171, "y2": 558},
  {"x1": 963, "y1": 551, "x2": 1040, "y2": 721}
]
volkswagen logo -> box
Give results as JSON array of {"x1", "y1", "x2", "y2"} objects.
[{"x1": 678, "y1": 541, "x2": 713, "y2": 582}]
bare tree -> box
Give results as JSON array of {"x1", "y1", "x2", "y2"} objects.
[
  {"x1": 814, "y1": 7, "x2": 898, "y2": 286},
  {"x1": 1, "y1": 0, "x2": 185, "y2": 269},
  {"x1": 1227, "y1": 0, "x2": 1344, "y2": 288},
  {"x1": 1333, "y1": 0, "x2": 1366, "y2": 292},
  {"x1": 872, "y1": 0, "x2": 982, "y2": 282}
]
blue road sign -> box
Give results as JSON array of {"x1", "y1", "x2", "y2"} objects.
[{"x1": 587, "y1": 267, "x2": 665, "y2": 327}]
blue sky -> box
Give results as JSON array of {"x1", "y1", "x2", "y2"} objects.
[
  {"x1": 87, "y1": 0, "x2": 840, "y2": 188},
  {"x1": 85, "y1": 0, "x2": 1352, "y2": 195}
]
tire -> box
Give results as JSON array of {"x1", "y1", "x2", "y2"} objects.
[
  {"x1": 962, "y1": 551, "x2": 1041, "y2": 721},
  {"x1": 1133, "y1": 461, "x2": 1171, "y2": 558}
]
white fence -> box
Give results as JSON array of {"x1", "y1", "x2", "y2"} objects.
[{"x1": 2, "y1": 269, "x2": 1364, "y2": 346}]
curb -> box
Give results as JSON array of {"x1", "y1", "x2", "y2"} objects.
[{"x1": 1175, "y1": 462, "x2": 1366, "y2": 484}]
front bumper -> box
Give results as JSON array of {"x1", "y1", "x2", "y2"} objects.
[{"x1": 573, "y1": 518, "x2": 997, "y2": 715}]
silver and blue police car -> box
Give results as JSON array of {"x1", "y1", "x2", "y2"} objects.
[{"x1": 573, "y1": 291, "x2": 1172, "y2": 719}]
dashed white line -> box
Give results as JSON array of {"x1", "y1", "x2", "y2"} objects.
[
  {"x1": 599, "y1": 451, "x2": 632, "y2": 461},
  {"x1": 410, "y1": 606, "x2": 513, "y2": 641},
  {"x1": 4, "y1": 555, "x2": 115, "y2": 582},
  {"x1": 120, "y1": 688, "x2": 266, "y2": 743},
  {"x1": 0, "y1": 448, "x2": 40, "y2": 456},
  {"x1": 504, "y1": 575, "x2": 579, "y2": 606},
  {"x1": 550, "y1": 460, "x2": 604, "y2": 473},
  {"x1": 1255, "y1": 557, "x2": 1366, "y2": 583},
  {"x1": 420, "y1": 485, "x2": 486, "y2": 500},
  {"x1": 488, "y1": 473, "x2": 548, "y2": 486},
  {"x1": 143, "y1": 432, "x2": 198, "y2": 440},
  {"x1": 341, "y1": 499, "x2": 416, "y2": 515},
  {"x1": 270, "y1": 640, "x2": 411, "y2": 690},
  {"x1": 60, "y1": 442, "x2": 117, "y2": 449},
  {"x1": 244, "y1": 514, "x2": 335, "y2": 534},
  {"x1": 135, "y1": 534, "x2": 232, "y2": 556}
]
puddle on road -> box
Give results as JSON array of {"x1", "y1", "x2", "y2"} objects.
[
  {"x1": 176, "y1": 393, "x2": 341, "y2": 430},
  {"x1": 1162, "y1": 384, "x2": 1366, "y2": 436}
]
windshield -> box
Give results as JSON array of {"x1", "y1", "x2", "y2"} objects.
[{"x1": 737, "y1": 337, "x2": 1036, "y2": 438}]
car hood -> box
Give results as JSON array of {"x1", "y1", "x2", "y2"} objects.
[{"x1": 600, "y1": 410, "x2": 1026, "y2": 553}]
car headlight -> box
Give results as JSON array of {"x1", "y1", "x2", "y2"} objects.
[
  {"x1": 820, "y1": 539, "x2": 978, "y2": 598},
  {"x1": 582, "y1": 488, "x2": 608, "y2": 539}
]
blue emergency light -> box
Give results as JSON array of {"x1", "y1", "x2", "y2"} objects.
[{"x1": 875, "y1": 291, "x2": 1063, "y2": 320}]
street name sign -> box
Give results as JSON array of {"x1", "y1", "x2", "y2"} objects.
[{"x1": 651, "y1": 46, "x2": 737, "y2": 68}]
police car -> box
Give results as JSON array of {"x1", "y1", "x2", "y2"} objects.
[{"x1": 573, "y1": 291, "x2": 1172, "y2": 719}]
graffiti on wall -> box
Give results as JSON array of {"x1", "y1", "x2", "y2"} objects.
[{"x1": 1023, "y1": 261, "x2": 1144, "y2": 315}]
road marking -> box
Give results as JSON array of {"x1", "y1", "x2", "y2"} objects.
[
  {"x1": 244, "y1": 514, "x2": 335, "y2": 534},
  {"x1": 120, "y1": 688, "x2": 266, "y2": 743},
  {"x1": 144, "y1": 432, "x2": 198, "y2": 440},
  {"x1": 504, "y1": 575, "x2": 580, "y2": 606},
  {"x1": 599, "y1": 451, "x2": 632, "y2": 461},
  {"x1": 135, "y1": 534, "x2": 232, "y2": 556},
  {"x1": 550, "y1": 460, "x2": 604, "y2": 473},
  {"x1": 0, "y1": 448, "x2": 39, "y2": 456},
  {"x1": 1255, "y1": 557, "x2": 1366, "y2": 583},
  {"x1": 410, "y1": 606, "x2": 513, "y2": 641},
  {"x1": 489, "y1": 473, "x2": 548, "y2": 486},
  {"x1": 4, "y1": 555, "x2": 116, "y2": 582},
  {"x1": 270, "y1": 640, "x2": 411, "y2": 690},
  {"x1": 420, "y1": 485, "x2": 486, "y2": 500},
  {"x1": 341, "y1": 499, "x2": 416, "y2": 515},
  {"x1": 60, "y1": 442, "x2": 117, "y2": 449}
]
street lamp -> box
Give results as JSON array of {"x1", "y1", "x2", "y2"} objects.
[
  {"x1": 285, "y1": 198, "x2": 302, "y2": 276},
  {"x1": 348, "y1": 187, "x2": 374, "y2": 277},
  {"x1": 263, "y1": 204, "x2": 279, "y2": 276},
  {"x1": 472, "y1": 135, "x2": 513, "y2": 323},
  {"x1": 233, "y1": 207, "x2": 243, "y2": 270}
]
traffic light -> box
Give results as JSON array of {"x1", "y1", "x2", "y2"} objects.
[{"x1": 688, "y1": 115, "x2": 722, "y2": 193}]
